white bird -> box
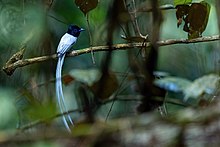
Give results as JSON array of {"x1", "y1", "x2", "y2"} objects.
[{"x1": 56, "y1": 24, "x2": 84, "y2": 131}]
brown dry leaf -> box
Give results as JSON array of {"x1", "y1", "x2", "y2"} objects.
[
  {"x1": 175, "y1": 1, "x2": 210, "y2": 39},
  {"x1": 187, "y1": 2, "x2": 210, "y2": 39},
  {"x1": 175, "y1": 5, "x2": 190, "y2": 27},
  {"x1": 62, "y1": 74, "x2": 75, "y2": 85},
  {"x1": 75, "y1": 0, "x2": 98, "y2": 15}
]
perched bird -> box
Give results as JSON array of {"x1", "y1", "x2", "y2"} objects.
[{"x1": 56, "y1": 24, "x2": 84, "y2": 131}]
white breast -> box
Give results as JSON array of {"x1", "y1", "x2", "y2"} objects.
[{"x1": 57, "y1": 33, "x2": 77, "y2": 54}]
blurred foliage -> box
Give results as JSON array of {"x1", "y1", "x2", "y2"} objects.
[
  {"x1": 0, "y1": 0, "x2": 220, "y2": 146},
  {"x1": 174, "y1": 0, "x2": 192, "y2": 6},
  {"x1": 0, "y1": 88, "x2": 18, "y2": 132}
]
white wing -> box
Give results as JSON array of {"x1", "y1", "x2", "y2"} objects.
[{"x1": 57, "y1": 33, "x2": 77, "y2": 55}]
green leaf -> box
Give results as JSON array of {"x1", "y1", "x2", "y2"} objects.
[
  {"x1": 75, "y1": 0, "x2": 98, "y2": 15},
  {"x1": 174, "y1": 0, "x2": 192, "y2": 7},
  {"x1": 27, "y1": 102, "x2": 57, "y2": 121}
]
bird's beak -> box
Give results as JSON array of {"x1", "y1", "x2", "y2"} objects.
[{"x1": 80, "y1": 28, "x2": 85, "y2": 32}]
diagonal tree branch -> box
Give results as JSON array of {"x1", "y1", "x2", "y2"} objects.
[{"x1": 2, "y1": 35, "x2": 220, "y2": 75}]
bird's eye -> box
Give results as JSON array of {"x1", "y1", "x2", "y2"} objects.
[{"x1": 73, "y1": 29, "x2": 78, "y2": 32}]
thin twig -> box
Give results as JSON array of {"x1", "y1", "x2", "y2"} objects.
[
  {"x1": 102, "y1": 95, "x2": 188, "y2": 107},
  {"x1": 127, "y1": 0, "x2": 143, "y2": 37},
  {"x1": 48, "y1": 15, "x2": 68, "y2": 25},
  {"x1": 86, "y1": 14, "x2": 96, "y2": 64},
  {"x1": 19, "y1": 108, "x2": 82, "y2": 131},
  {"x1": 3, "y1": 35, "x2": 220, "y2": 75},
  {"x1": 105, "y1": 36, "x2": 149, "y2": 121},
  {"x1": 135, "y1": 4, "x2": 175, "y2": 13},
  {"x1": 216, "y1": 1, "x2": 220, "y2": 33}
]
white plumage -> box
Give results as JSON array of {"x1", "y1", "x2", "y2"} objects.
[
  {"x1": 56, "y1": 33, "x2": 77, "y2": 131},
  {"x1": 57, "y1": 33, "x2": 77, "y2": 55},
  {"x1": 55, "y1": 24, "x2": 84, "y2": 132}
]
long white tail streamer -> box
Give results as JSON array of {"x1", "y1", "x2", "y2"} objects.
[{"x1": 56, "y1": 53, "x2": 74, "y2": 131}]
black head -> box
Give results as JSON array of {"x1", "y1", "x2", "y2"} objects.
[{"x1": 67, "y1": 24, "x2": 85, "y2": 37}]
